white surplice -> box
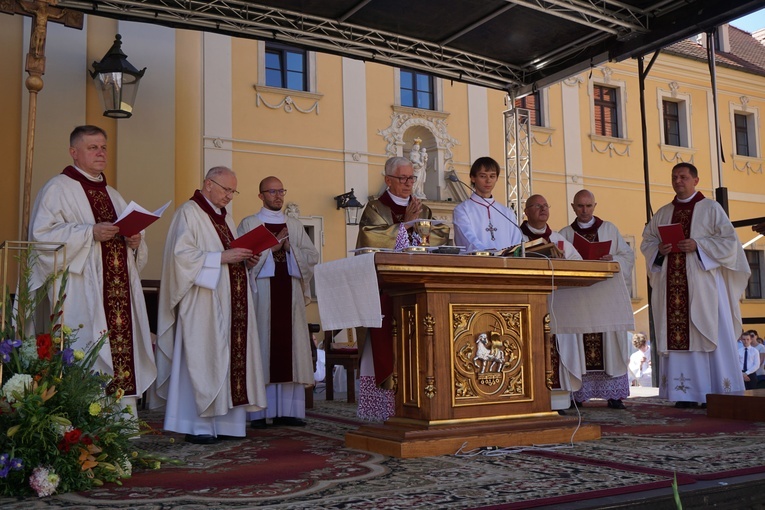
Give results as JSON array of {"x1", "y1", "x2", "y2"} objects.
[
  {"x1": 558, "y1": 219, "x2": 634, "y2": 398},
  {"x1": 641, "y1": 193, "x2": 750, "y2": 403},
  {"x1": 155, "y1": 198, "x2": 267, "y2": 437},
  {"x1": 29, "y1": 169, "x2": 156, "y2": 401},
  {"x1": 453, "y1": 194, "x2": 523, "y2": 251},
  {"x1": 237, "y1": 208, "x2": 319, "y2": 420}
]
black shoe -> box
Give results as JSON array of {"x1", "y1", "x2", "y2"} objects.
[
  {"x1": 557, "y1": 409, "x2": 567, "y2": 416},
  {"x1": 273, "y1": 416, "x2": 306, "y2": 427},
  {"x1": 569, "y1": 400, "x2": 583, "y2": 410},
  {"x1": 700, "y1": 403, "x2": 707, "y2": 409},
  {"x1": 607, "y1": 399, "x2": 626, "y2": 409},
  {"x1": 185, "y1": 434, "x2": 217, "y2": 444},
  {"x1": 216, "y1": 434, "x2": 244, "y2": 441},
  {"x1": 674, "y1": 401, "x2": 692, "y2": 408},
  {"x1": 250, "y1": 419, "x2": 268, "y2": 429}
]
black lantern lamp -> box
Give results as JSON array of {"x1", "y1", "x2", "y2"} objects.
[
  {"x1": 90, "y1": 34, "x2": 146, "y2": 119},
  {"x1": 334, "y1": 188, "x2": 364, "y2": 225}
]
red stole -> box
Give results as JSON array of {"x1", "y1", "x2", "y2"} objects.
[
  {"x1": 262, "y1": 222, "x2": 294, "y2": 383},
  {"x1": 666, "y1": 192, "x2": 705, "y2": 351},
  {"x1": 568, "y1": 217, "x2": 604, "y2": 242},
  {"x1": 62, "y1": 166, "x2": 137, "y2": 395},
  {"x1": 190, "y1": 191, "x2": 250, "y2": 405},
  {"x1": 520, "y1": 221, "x2": 552, "y2": 243}
]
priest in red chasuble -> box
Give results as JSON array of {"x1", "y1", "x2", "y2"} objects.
[
  {"x1": 641, "y1": 162, "x2": 750, "y2": 407},
  {"x1": 155, "y1": 166, "x2": 267, "y2": 444},
  {"x1": 237, "y1": 176, "x2": 319, "y2": 428},
  {"x1": 29, "y1": 125, "x2": 156, "y2": 419}
]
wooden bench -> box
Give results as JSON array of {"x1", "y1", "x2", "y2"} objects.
[{"x1": 707, "y1": 389, "x2": 765, "y2": 421}]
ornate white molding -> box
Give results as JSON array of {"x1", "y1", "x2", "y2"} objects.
[
  {"x1": 660, "y1": 149, "x2": 695, "y2": 164},
  {"x1": 530, "y1": 126, "x2": 554, "y2": 147},
  {"x1": 563, "y1": 76, "x2": 584, "y2": 87},
  {"x1": 740, "y1": 96, "x2": 750, "y2": 111},
  {"x1": 590, "y1": 138, "x2": 630, "y2": 157},
  {"x1": 669, "y1": 81, "x2": 679, "y2": 98},
  {"x1": 285, "y1": 202, "x2": 301, "y2": 219},
  {"x1": 733, "y1": 159, "x2": 763, "y2": 175},
  {"x1": 253, "y1": 85, "x2": 323, "y2": 114},
  {"x1": 601, "y1": 66, "x2": 613, "y2": 84},
  {"x1": 378, "y1": 109, "x2": 459, "y2": 169}
]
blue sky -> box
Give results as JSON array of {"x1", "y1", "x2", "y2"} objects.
[{"x1": 731, "y1": 8, "x2": 765, "y2": 33}]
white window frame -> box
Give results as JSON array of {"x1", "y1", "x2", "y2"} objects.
[
  {"x1": 394, "y1": 68, "x2": 443, "y2": 112},
  {"x1": 657, "y1": 89, "x2": 692, "y2": 149},
  {"x1": 257, "y1": 41, "x2": 318, "y2": 93},
  {"x1": 744, "y1": 248, "x2": 764, "y2": 301},
  {"x1": 588, "y1": 77, "x2": 627, "y2": 140},
  {"x1": 730, "y1": 102, "x2": 760, "y2": 159}
]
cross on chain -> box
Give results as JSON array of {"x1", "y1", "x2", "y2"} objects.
[{"x1": 485, "y1": 222, "x2": 497, "y2": 241}]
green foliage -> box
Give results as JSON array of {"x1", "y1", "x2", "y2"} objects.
[{"x1": 0, "y1": 248, "x2": 151, "y2": 497}]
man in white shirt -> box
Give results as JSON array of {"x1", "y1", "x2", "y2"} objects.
[{"x1": 740, "y1": 332, "x2": 761, "y2": 390}]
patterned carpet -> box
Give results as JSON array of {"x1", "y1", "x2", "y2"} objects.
[{"x1": 2, "y1": 395, "x2": 764, "y2": 509}]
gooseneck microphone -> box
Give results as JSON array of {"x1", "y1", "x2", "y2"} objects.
[{"x1": 447, "y1": 173, "x2": 526, "y2": 257}]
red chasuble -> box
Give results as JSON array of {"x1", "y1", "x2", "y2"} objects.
[
  {"x1": 190, "y1": 191, "x2": 250, "y2": 406},
  {"x1": 62, "y1": 166, "x2": 137, "y2": 395},
  {"x1": 666, "y1": 192, "x2": 705, "y2": 351},
  {"x1": 261, "y1": 222, "x2": 294, "y2": 383}
]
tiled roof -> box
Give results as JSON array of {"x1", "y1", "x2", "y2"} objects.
[{"x1": 663, "y1": 25, "x2": 765, "y2": 78}]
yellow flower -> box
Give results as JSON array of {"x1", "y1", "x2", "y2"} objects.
[
  {"x1": 114, "y1": 388, "x2": 125, "y2": 401},
  {"x1": 62, "y1": 324, "x2": 72, "y2": 336},
  {"x1": 74, "y1": 350, "x2": 85, "y2": 361},
  {"x1": 89, "y1": 402, "x2": 102, "y2": 416}
]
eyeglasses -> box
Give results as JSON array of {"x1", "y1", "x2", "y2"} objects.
[
  {"x1": 209, "y1": 179, "x2": 240, "y2": 196},
  {"x1": 260, "y1": 189, "x2": 288, "y2": 197},
  {"x1": 388, "y1": 175, "x2": 418, "y2": 184},
  {"x1": 527, "y1": 203, "x2": 551, "y2": 210}
]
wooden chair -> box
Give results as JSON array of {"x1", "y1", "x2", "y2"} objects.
[{"x1": 324, "y1": 329, "x2": 360, "y2": 403}]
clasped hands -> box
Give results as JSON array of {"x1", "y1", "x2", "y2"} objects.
[{"x1": 403, "y1": 196, "x2": 423, "y2": 223}]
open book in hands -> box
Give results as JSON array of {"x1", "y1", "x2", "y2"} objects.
[
  {"x1": 114, "y1": 200, "x2": 172, "y2": 237},
  {"x1": 231, "y1": 224, "x2": 280, "y2": 253},
  {"x1": 572, "y1": 232, "x2": 612, "y2": 260}
]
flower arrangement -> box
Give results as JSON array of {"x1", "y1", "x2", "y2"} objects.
[{"x1": 0, "y1": 252, "x2": 148, "y2": 498}]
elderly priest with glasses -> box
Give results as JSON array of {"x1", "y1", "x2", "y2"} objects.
[{"x1": 354, "y1": 156, "x2": 450, "y2": 421}]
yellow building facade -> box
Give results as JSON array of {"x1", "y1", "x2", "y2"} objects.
[{"x1": 1, "y1": 14, "x2": 763, "y2": 336}]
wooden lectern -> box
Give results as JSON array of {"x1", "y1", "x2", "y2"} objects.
[{"x1": 345, "y1": 252, "x2": 621, "y2": 458}]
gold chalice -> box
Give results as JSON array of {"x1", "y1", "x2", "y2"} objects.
[{"x1": 415, "y1": 219, "x2": 432, "y2": 247}]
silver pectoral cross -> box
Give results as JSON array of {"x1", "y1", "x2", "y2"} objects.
[{"x1": 486, "y1": 222, "x2": 497, "y2": 241}]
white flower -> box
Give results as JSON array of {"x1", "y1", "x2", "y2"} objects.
[
  {"x1": 29, "y1": 466, "x2": 60, "y2": 497},
  {"x1": 1, "y1": 373, "x2": 33, "y2": 403}
]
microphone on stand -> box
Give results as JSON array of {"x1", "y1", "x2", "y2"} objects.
[{"x1": 447, "y1": 172, "x2": 526, "y2": 258}]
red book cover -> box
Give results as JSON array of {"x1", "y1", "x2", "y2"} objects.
[
  {"x1": 573, "y1": 232, "x2": 612, "y2": 260},
  {"x1": 114, "y1": 200, "x2": 171, "y2": 237},
  {"x1": 658, "y1": 223, "x2": 685, "y2": 253},
  {"x1": 231, "y1": 224, "x2": 280, "y2": 253}
]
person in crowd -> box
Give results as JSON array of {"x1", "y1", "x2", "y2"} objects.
[
  {"x1": 746, "y1": 329, "x2": 765, "y2": 388},
  {"x1": 628, "y1": 333, "x2": 653, "y2": 388},
  {"x1": 237, "y1": 176, "x2": 319, "y2": 428},
  {"x1": 29, "y1": 125, "x2": 156, "y2": 418},
  {"x1": 453, "y1": 156, "x2": 523, "y2": 252},
  {"x1": 155, "y1": 166, "x2": 267, "y2": 443},
  {"x1": 739, "y1": 331, "x2": 760, "y2": 390},
  {"x1": 559, "y1": 189, "x2": 634, "y2": 409},
  {"x1": 640, "y1": 162, "x2": 750, "y2": 408},
  {"x1": 354, "y1": 156, "x2": 450, "y2": 421}
]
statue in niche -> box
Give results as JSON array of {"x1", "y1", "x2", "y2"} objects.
[
  {"x1": 409, "y1": 138, "x2": 428, "y2": 199},
  {"x1": 284, "y1": 202, "x2": 300, "y2": 219}
]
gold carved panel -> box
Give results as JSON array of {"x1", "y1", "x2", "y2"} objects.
[
  {"x1": 401, "y1": 304, "x2": 420, "y2": 407},
  {"x1": 451, "y1": 304, "x2": 531, "y2": 406}
]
